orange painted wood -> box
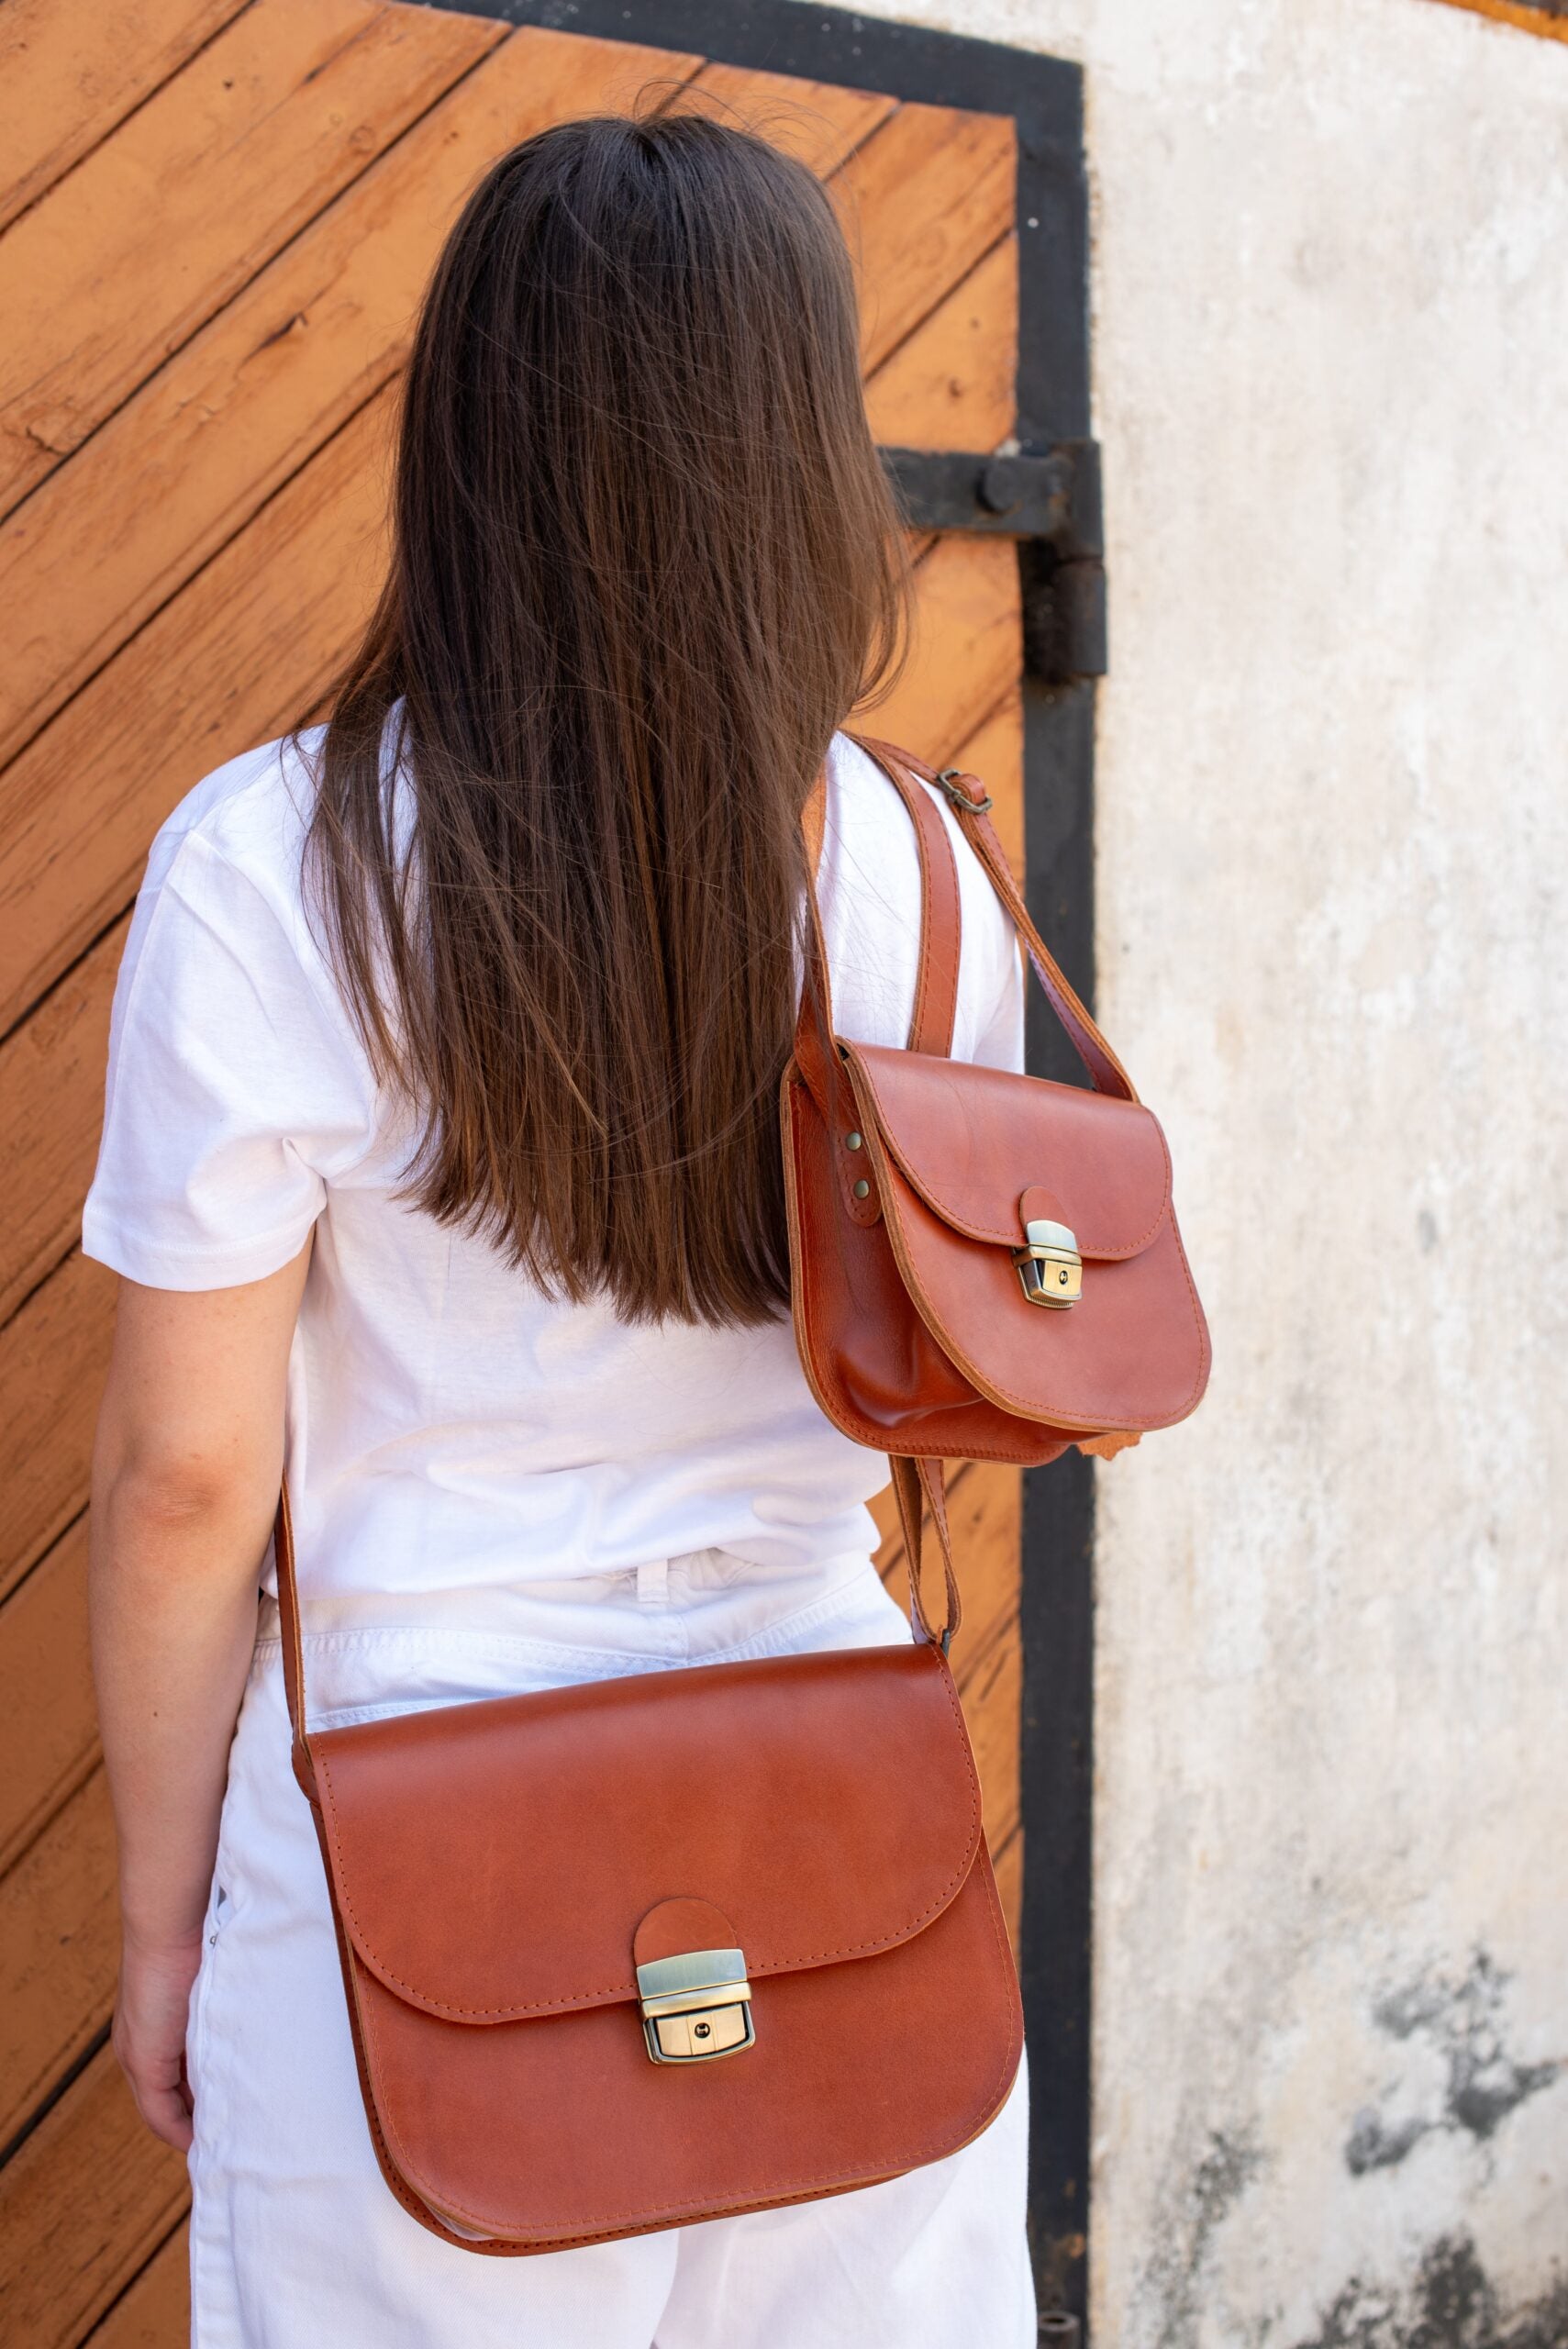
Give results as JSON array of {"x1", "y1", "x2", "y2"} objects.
[
  {"x1": 0, "y1": 1252, "x2": 115, "y2": 1605},
  {"x1": 684, "y1": 61, "x2": 896, "y2": 175},
  {"x1": 0, "y1": 1766, "x2": 117, "y2": 2150},
  {"x1": 865, "y1": 533, "x2": 1022, "y2": 757},
  {"x1": 864, "y1": 232, "x2": 1018, "y2": 455},
  {"x1": 991, "y1": 1823, "x2": 1023, "y2": 1954},
  {"x1": 0, "y1": 453, "x2": 1010, "y2": 1291},
  {"x1": 0, "y1": 387, "x2": 395, "y2": 1035},
  {"x1": 834, "y1": 101, "x2": 1016, "y2": 374},
  {"x1": 951, "y1": 689, "x2": 1026, "y2": 885},
  {"x1": 0, "y1": 919, "x2": 124, "y2": 1325},
  {"x1": 1425, "y1": 0, "x2": 1568, "y2": 40},
  {"x1": 0, "y1": 0, "x2": 505, "y2": 518},
  {"x1": 0, "y1": 1521, "x2": 95, "y2": 1883},
  {"x1": 965, "y1": 1612, "x2": 1023, "y2": 1850},
  {"x1": 0, "y1": 2045, "x2": 188, "y2": 2349},
  {"x1": 0, "y1": 0, "x2": 250, "y2": 233},
  {"x1": 83, "y1": 2224, "x2": 190, "y2": 2347},
  {"x1": 0, "y1": 25, "x2": 701, "y2": 772}
]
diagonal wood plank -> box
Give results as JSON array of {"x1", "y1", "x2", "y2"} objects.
[
  {"x1": 0, "y1": 446, "x2": 1022, "y2": 1309},
  {"x1": 83, "y1": 2221, "x2": 189, "y2": 2347},
  {"x1": 0, "y1": 1767, "x2": 117, "y2": 2151},
  {"x1": 863, "y1": 532, "x2": 1022, "y2": 757},
  {"x1": 951, "y1": 689, "x2": 1026, "y2": 885},
  {"x1": 0, "y1": 0, "x2": 505, "y2": 516},
  {"x1": 0, "y1": 921, "x2": 125, "y2": 1325},
  {"x1": 0, "y1": 1252, "x2": 116, "y2": 1606},
  {"x1": 965, "y1": 1609, "x2": 1023, "y2": 1850},
  {"x1": 680, "y1": 60, "x2": 896, "y2": 175},
  {"x1": 0, "y1": 2045, "x2": 188, "y2": 2349},
  {"x1": 991, "y1": 1822, "x2": 1023, "y2": 1955},
  {"x1": 0, "y1": 386, "x2": 395, "y2": 1035},
  {"x1": 832, "y1": 100, "x2": 1016, "y2": 375},
  {"x1": 0, "y1": 0, "x2": 250, "y2": 234},
  {"x1": 0, "y1": 24, "x2": 703, "y2": 773},
  {"x1": 0, "y1": 1521, "x2": 95, "y2": 1880},
  {"x1": 864, "y1": 231, "x2": 1018, "y2": 455}
]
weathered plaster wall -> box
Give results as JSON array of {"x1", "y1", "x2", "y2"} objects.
[{"x1": 854, "y1": 0, "x2": 1568, "y2": 2339}]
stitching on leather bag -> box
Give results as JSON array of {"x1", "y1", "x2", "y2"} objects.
[
  {"x1": 904, "y1": 771, "x2": 962, "y2": 1057},
  {"x1": 848, "y1": 1047, "x2": 1173, "y2": 1259},
  {"x1": 867, "y1": 1116, "x2": 1209, "y2": 1428},
  {"x1": 353, "y1": 1867, "x2": 1019, "y2": 2241},
  {"x1": 783, "y1": 1077, "x2": 1084, "y2": 1462},
  {"x1": 314, "y1": 1653, "x2": 981, "y2": 2021}
]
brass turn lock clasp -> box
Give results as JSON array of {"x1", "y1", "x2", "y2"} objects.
[
  {"x1": 1014, "y1": 1216, "x2": 1083, "y2": 1309},
  {"x1": 637, "y1": 1946, "x2": 755, "y2": 2065}
]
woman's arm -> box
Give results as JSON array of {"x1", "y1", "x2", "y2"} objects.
[{"x1": 90, "y1": 1244, "x2": 311, "y2": 2149}]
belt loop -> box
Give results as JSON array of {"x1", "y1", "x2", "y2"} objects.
[{"x1": 636, "y1": 1559, "x2": 671, "y2": 1609}]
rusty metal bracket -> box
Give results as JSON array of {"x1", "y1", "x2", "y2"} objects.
[{"x1": 881, "y1": 443, "x2": 1107, "y2": 686}]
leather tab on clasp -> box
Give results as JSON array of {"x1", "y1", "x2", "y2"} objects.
[{"x1": 634, "y1": 1898, "x2": 755, "y2": 2066}]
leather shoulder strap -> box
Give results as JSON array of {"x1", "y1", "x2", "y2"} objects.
[
  {"x1": 845, "y1": 738, "x2": 962, "y2": 1059},
  {"x1": 273, "y1": 1484, "x2": 317, "y2": 1802},
  {"x1": 850, "y1": 731, "x2": 1138, "y2": 1104},
  {"x1": 797, "y1": 742, "x2": 961, "y2": 1060}
]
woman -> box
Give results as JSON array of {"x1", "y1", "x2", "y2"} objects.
[{"x1": 85, "y1": 113, "x2": 1032, "y2": 2345}]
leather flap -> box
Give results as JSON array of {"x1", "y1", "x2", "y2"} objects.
[
  {"x1": 310, "y1": 1641, "x2": 981, "y2": 2026},
  {"x1": 842, "y1": 1043, "x2": 1171, "y2": 1259},
  {"x1": 840, "y1": 1042, "x2": 1209, "y2": 1432}
]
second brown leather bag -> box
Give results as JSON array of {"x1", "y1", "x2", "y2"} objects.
[{"x1": 784, "y1": 735, "x2": 1209, "y2": 1559}]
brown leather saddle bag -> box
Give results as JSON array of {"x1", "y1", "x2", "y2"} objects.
[
  {"x1": 275, "y1": 1493, "x2": 1020, "y2": 2252},
  {"x1": 784, "y1": 733, "x2": 1209, "y2": 1614},
  {"x1": 275, "y1": 733, "x2": 1205, "y2": 2251}
]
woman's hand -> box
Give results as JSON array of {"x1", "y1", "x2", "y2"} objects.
[{"x1": 114, "y1": 1925, "x2": 206, "y2": 2152}]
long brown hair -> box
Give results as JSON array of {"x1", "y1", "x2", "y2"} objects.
[{"x1": 306, "y1": 109, "x2": 907, "y2": 1326}]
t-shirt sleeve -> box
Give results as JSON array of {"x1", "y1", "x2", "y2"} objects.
[{"x1": 82, "y1": 828, "x2": 379, "y2": 1290}]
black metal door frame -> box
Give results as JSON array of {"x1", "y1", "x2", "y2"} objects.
[{"x1": 422, "y1": 3, "x2": 1103, "y2": 2330}]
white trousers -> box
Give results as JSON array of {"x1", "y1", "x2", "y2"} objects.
[{"x1": 186, "y1": 1550, "x2": 1036, "y2": 2347}]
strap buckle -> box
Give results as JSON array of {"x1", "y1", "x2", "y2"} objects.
[{"x1": 934, "y1": 766, "x2": 994, "y2": 816}]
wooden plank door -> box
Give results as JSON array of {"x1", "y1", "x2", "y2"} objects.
[{"x1": 0, "y1": 6, "x2": 1032, "y2": 2337}]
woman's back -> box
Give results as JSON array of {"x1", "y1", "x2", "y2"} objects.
[{"x1": 85, "y1": 726, "x2": 1022, "y2": 1609}]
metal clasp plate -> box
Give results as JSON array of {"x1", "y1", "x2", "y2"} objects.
[
  {"x1": 637, "y1": 1946, "x2": 755, "y2": 2065},
  {"x1": 1014, "y1": 1217, "x2": 1083, "y2": 1309}
]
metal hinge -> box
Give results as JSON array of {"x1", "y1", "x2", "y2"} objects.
[{"x1": 879, "y1": 442, "x2": 1107, "y2": 687}]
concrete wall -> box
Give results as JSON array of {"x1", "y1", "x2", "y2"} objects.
[{"x1": 854, "y1": 0, "x2": 1568, "y2": 2339}]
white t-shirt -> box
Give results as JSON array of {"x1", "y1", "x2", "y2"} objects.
[{"x1": 83, "y1": 729, "x2": 1023, "y2": 1601}]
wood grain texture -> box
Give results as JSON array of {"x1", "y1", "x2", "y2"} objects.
[
  {"x1": 0, "y1": 24, "x2": 700, "y2": 772},
  {"x1": 682, "y1": 60, "x2": 896, "y2": 175},
  {"x1": 991, "y1": 1823, "x2": 1023, "y2": 1954},
  {"x1": 83, "y1": 2223, "x2": 189, "y2": 2347},
  {"x1": 0, "y1": 0, "x2": 504, "y2": 517},
  {"x1": 0, "y1": 1522, "x2": 96, "y2": 1879},
  {"x1": 0, "y1": 1767, "x2": 117, "y2": 2150},
  {"x1": 864, "y1": 232, "x2": 1018, "y2": 456},
  {"x1": 951, "y1": 689, "x2": 1026, "y2": 885},
  {"x1": 833, "y1": 101, "x2": 1016, "y2": 375},
  {"x1": 0, "y1": 2046, "x2": 188, "y2": 2348},
  {"x1": 0, "y1": 386, "x2": 395, "y2": 1035},
  {"x1": 0, "y1": 1252, "x2": 116, "y2": 1605},
  {"x1": 0, "y1": 0, "x2": 250, "y2": 234},
  {"x1": 865, "y1": 533, "x2": 1022, "y2": 758},
  {"x1": 0, "y1": 920, "x2": 124, "y2": 1326},
  {"x1": 965, "y1": 1612, "x2": 1023, "y2": 1850}
]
